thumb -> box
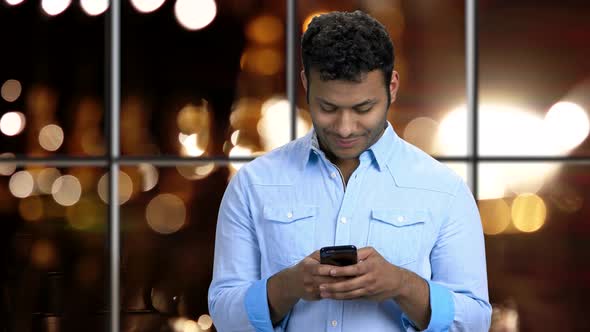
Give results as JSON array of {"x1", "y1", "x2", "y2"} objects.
[{"x1": 357, "y1": 247, "x2": 375, "y2": 261}]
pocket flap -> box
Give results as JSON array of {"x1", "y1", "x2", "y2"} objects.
[
  {"x1": 263, "y1": 205, "x2": 318, "y2": 223},
  {"x1": 371, "y1": 208, "x2": 428, "y2": 226}
]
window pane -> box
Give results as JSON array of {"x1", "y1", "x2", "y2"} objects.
[
  {"x1": 296, "y1": 0, "x2": 467, "y2": 157},
  {"x1": 479, "y1": 1, "x2": 590, "y2": 156},
  {"x1": 479, "y1": 163, "x2": 590, "y2": 330},
  {"x1": 0, "y1": 2, "x2": 107, "y2": 156},
  {"x1": 1, "y1": 166, "x2": 107, "y2": 331},
  {"x1": 121, "y1": 1, "x2": 288, "y2": 157},
  {"x1": 119, "y1": 163, "x2": 230, "y2": 331}
]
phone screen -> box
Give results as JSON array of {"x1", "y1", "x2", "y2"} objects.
[{"x1": 320, "y1": 245, "x2": 358, "y2": 266}]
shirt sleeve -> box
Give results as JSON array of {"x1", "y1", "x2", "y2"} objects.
[
  {"x1": 208, "y1": 170, "x2": 290, "y2": 332},
  {"x1": 402, "y1": 178, "x2": 492, "y2": 332}
]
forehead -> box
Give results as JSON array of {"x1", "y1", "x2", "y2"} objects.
[{"x1": 309, "y1": 69, "x2": 385, "y2": 102}]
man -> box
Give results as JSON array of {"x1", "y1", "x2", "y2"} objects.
[{"x1": 209, "y1": 10, "x2": 491, "y2": 331}]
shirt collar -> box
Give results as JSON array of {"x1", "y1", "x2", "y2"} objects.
[{"x1": 300, "y1": 121, "x2": 399, "y2": 172}]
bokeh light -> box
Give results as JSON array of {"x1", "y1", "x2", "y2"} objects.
[
  {"x1": 230, "y1": 130, "x2": 240, "y2": 145},
  {"x1": 174, "y1": 0, "x2": 217, "y2": 31},
  {"x1": 197, "y1": 314, "x2": 213, "y2": 330},
  {"x1": 41, "y1": 0, "x2": 72, "y2": 16},
  {"x1": 1, "y1": 79, "x2": 22, "y2": 102},
  {"x1": 38, "y1": 124, "x2": 65, "y2": 151},
  {"x1": 443, "y1": 162, "x2": 468, "y2": 183},
  {"x1": 544, "y1": 101, "x2": 589, "y2": 152},
  {"x1": 179, "y1": 133, "x2": 205, "y2": 157},
  {"x1": 403, "y1": 117, "x2": 439, "y2": 155},
  {"x1": 51, "y1": 175, "x2": 82, "y2": 206},
  {"x1": 0, "y1": 152, "x2": 17, "y2": 176},
  {"x1": 478, "y1": 199, "x2": 511, "y2": 235},
  {"x1": 229, "y1": 145, "x2": 252, "y2": 171},
  {"x1": 130, "y1": 0, "x2": 165, "y2": 13},
  {"x1": 302, "y1": 12, "x2": 327, "y2": 32},
  {"x1": 30, "y1": 239, "x2": 58, "y2": 269},
  {"x1": 0, "y1": 112, "x2": 26, "y2": 136},
  {"x1": 177, "y1": 102, "x2": 210, "y2": 135},
  {"x1": 241, "y1": 47, "x2": 283, "y2": 76},
  {"x1": 80, "y1": 0, "x2": 109, "y2": 15},
  {"x1": 138, "y1": 163, "x2": 159, "y2": 191},
  {"x1": 97, "y1": 171, "x2": 134, "y2": 205},
  {"x1": 9, "y1": 170, "x2": 34, "y2": 198},
  {"x1": 146, "y1": 193, "x2": 186, "y2": 234},
  {"x1": 246, "y1": 15, "x2": 283, "y2": 44},
  {"x1": 18, "y1": 196, "x2": 44, "y2": 222},
  {"x1": 511, "y1": 193, "x2": 547, "y2": 233},
  {"x1": 257, "y1": 98, "x2": 310, "y2": 151},
  {"x1": 5, "y1": 0, "x2": 25, "y2": 6},
  {"x1": 37, "y1": 168, "x2": 62, "y2": 194},
  {"x1": 176, "y1": 163, "x2": 215, "y2": 180}
]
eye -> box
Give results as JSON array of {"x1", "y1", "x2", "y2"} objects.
[
  {"x1": 356, "y1": 107, "x2": 373, "y2": 113},
  {"x1": 320, "y1": 105, "x2": 337, "y2": 112}
]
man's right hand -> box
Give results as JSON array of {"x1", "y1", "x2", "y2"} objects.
[
  {"x1": 289, "y1": 250, "x2": 348, "y2": 301},
  {"x1": 268, "y1": 250, "x2": 348, "y2": 324}
]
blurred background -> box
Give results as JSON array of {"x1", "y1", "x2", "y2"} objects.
[{"x1": 1, "y1": 0, "x2": 590, "y2": 331}]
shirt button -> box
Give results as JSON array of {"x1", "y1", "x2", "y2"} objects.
[
  {"x1": 397, "y1": 216, "x2": 405, "y2": 222},
  {"x1": 330, "y1": 172, "x2": 337, "y2": 178},
  {"x1": 287, "y1": 212, "x2": 293, "y2": 219},
  {"x1": 331, "y1": 320, "x2": 338, "y2": 327},
  {"x1": 340, "y1": 217, "x2": 347, "y2": 224}
]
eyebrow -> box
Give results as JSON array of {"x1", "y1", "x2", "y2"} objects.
[{"x1": 315, "y1": 97, "x2": 377, "y2": 109}]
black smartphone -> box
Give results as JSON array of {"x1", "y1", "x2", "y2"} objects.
[{"x1": 320, "y1": 245, "x2": 358, "y2": 266}]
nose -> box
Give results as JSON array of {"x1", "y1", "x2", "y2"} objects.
[{"x1": 334, "y1": 110, "x2": 355, "y2": 138}]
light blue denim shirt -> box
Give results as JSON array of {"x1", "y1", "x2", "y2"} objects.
[{"x1": 208, "y1": 122, "x2": 491, "y2": 332}]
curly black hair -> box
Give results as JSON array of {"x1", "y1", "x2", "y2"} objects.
[{"x1": 301, "y1": 10, "x2": 395, "y2": 103}]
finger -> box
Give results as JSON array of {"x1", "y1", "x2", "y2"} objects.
[
  {"x1": 312, "y1": 275, "x2": 348, "y2": 286},
  {"x1": 326, "y1": 263, "x2": 366, "y2": 278},
  {"x1": 309, "y1": 250, "x2": 321, "y2": 262},
  {"x1": 321, "y1": 287, "x2": 367, "y2": 301},
  {"x1": 357, "y1": 247, "x2": 376, "y2": 260},
  {"x1": 319, "y1": 274, "x2": 369, "y2": 293},
  {"x1": 312, "y1": 264, "x2": 337, "y2": 276}
]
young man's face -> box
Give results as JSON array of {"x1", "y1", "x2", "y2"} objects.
[{"x1": 302, "y1": 69, "x2": 399, "y2": 164}]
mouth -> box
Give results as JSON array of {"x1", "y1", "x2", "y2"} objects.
[{"x1": 334, "y1": 137, "x2": 360, "y2": 148}]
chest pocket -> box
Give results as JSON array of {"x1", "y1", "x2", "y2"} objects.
[
  {"x1": 367, "y1": 208, "x2": 427, "y2": 267},
  {"x1": 262, "y1": 205, "x2": 318, "y2": 267}
]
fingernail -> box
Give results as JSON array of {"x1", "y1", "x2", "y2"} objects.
[
  {"x1": 319, "y1": 285, "x2": 326, "y2": 290},
  {"x1": 330, "y1": 269, "x2": 336, "y2": 276}
]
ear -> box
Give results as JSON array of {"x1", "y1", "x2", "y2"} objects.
[
  {"x1": 300, "y1": 70, "x2": 308, "y2": 93},
  {"x1": 389, "y1": 71, "x2": 400, "y2": 104}
]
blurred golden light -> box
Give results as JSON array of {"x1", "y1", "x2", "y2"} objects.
[
  {"x1": 183, "y1": 320, "x2": 200, "y2": 332},
  {"x1": 38, "y1": 124, "x2": 64, "y2": 151},
  {"x1": 435, "y1": 106, "x2": 466, "y2": 156},
  {"x1": 179, "y1": 133, "x2": 205, "y2": 157},
  {"x1": 176, "y1": 163, "x2": 215, "y2": 180},
  {"x1": 1, "y1": 79, "x2": 22, "y2": 102},
  {"x1": 177, "y1": 101, "x2": 210, "y2": 135},
  {"x1": 0, "y1": 111, "x2": 26, "y2": 136},
  {"x1": 138, "y1": 163, "x2": 159, "y2": 191},
  {"x1": 130, "y1": 0, "x2": 165, "y2": 13},
  {"x1": 31, "y1": 239, "x2": 57, "y2": 269},
  {"x1": 146, "y1": 193, "x2": 186, "y2": 234},
  {"x1": 9, "y1": 171, "x2": 34, "y2": 198},
  {"x1": 81, "y1": 0, "x2": 109, "y2": 15},
  {"x1": 5, "y1": 0, "x2": 25, "y2": 5},
  {"x1": 403, "y1": 117, "x2": 439, "y2": 154},
  {"x1": 242, "y1": 47, "x2": 283, "y2": 76},
  {"x1": 197, "y1": 314, "x2": 213, "y2": 330},
  {"x1": 544, "y1": 101, "x2": 589, "y2": 152},
  {"x1": 19, "y1": 196, "x2": 44, "y2": 222},
  {"x1": 97, "y1": 171, "x2": 134, "y2": 205},
  {"x1": 229, "y1": 98, "x2": 262, "y2": 128},
  {"x1": 66, "y1": 197, "x2": 104, "y2": 231},
  {"x1": 246, "y1": 15, "x2": 283, "y2": 44},
  {"x1": 174, "y1": 0, "x2": 217, "y2": 31},
  {"x1": 51, "y1": 175, "x2": 82, "y2": 206},
  {"x1": 37, "y1": 168, "x2": 62, "y2": 194},
  {"x1": 257, "y1": 98, "x2": 310, "y2": 151},
  {"x1": 229, "y1": 145, "x2": 252, "y2": 171},
  {"x1": 0, "y1": 152, "x2": 17, "y2": 176},
  {"x1": 302, "y1": 12, "x2": 327, "y2": 32},
  {"x1": 442, "y1": 162, "x2": 468, "y2": 183},
  {"x1": 41, "y1": 0, "x2": 72, "y2": 16},
  {"x1": 511, "y1": 194, "x2": 547, "y2": 233},
  {"x1": 478, "y1": 199, "x2": 511, "y2": 235},
  {"x1": 479, "y1": 163, "x2": 558, "y2": 200},
  {"x1": 230, "y1": 130, "x2": 240, "y2": 145}
]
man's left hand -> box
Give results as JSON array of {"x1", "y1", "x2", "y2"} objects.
[{"x1": 317, "y1": 246, "x2": 407, "y2": 302}]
